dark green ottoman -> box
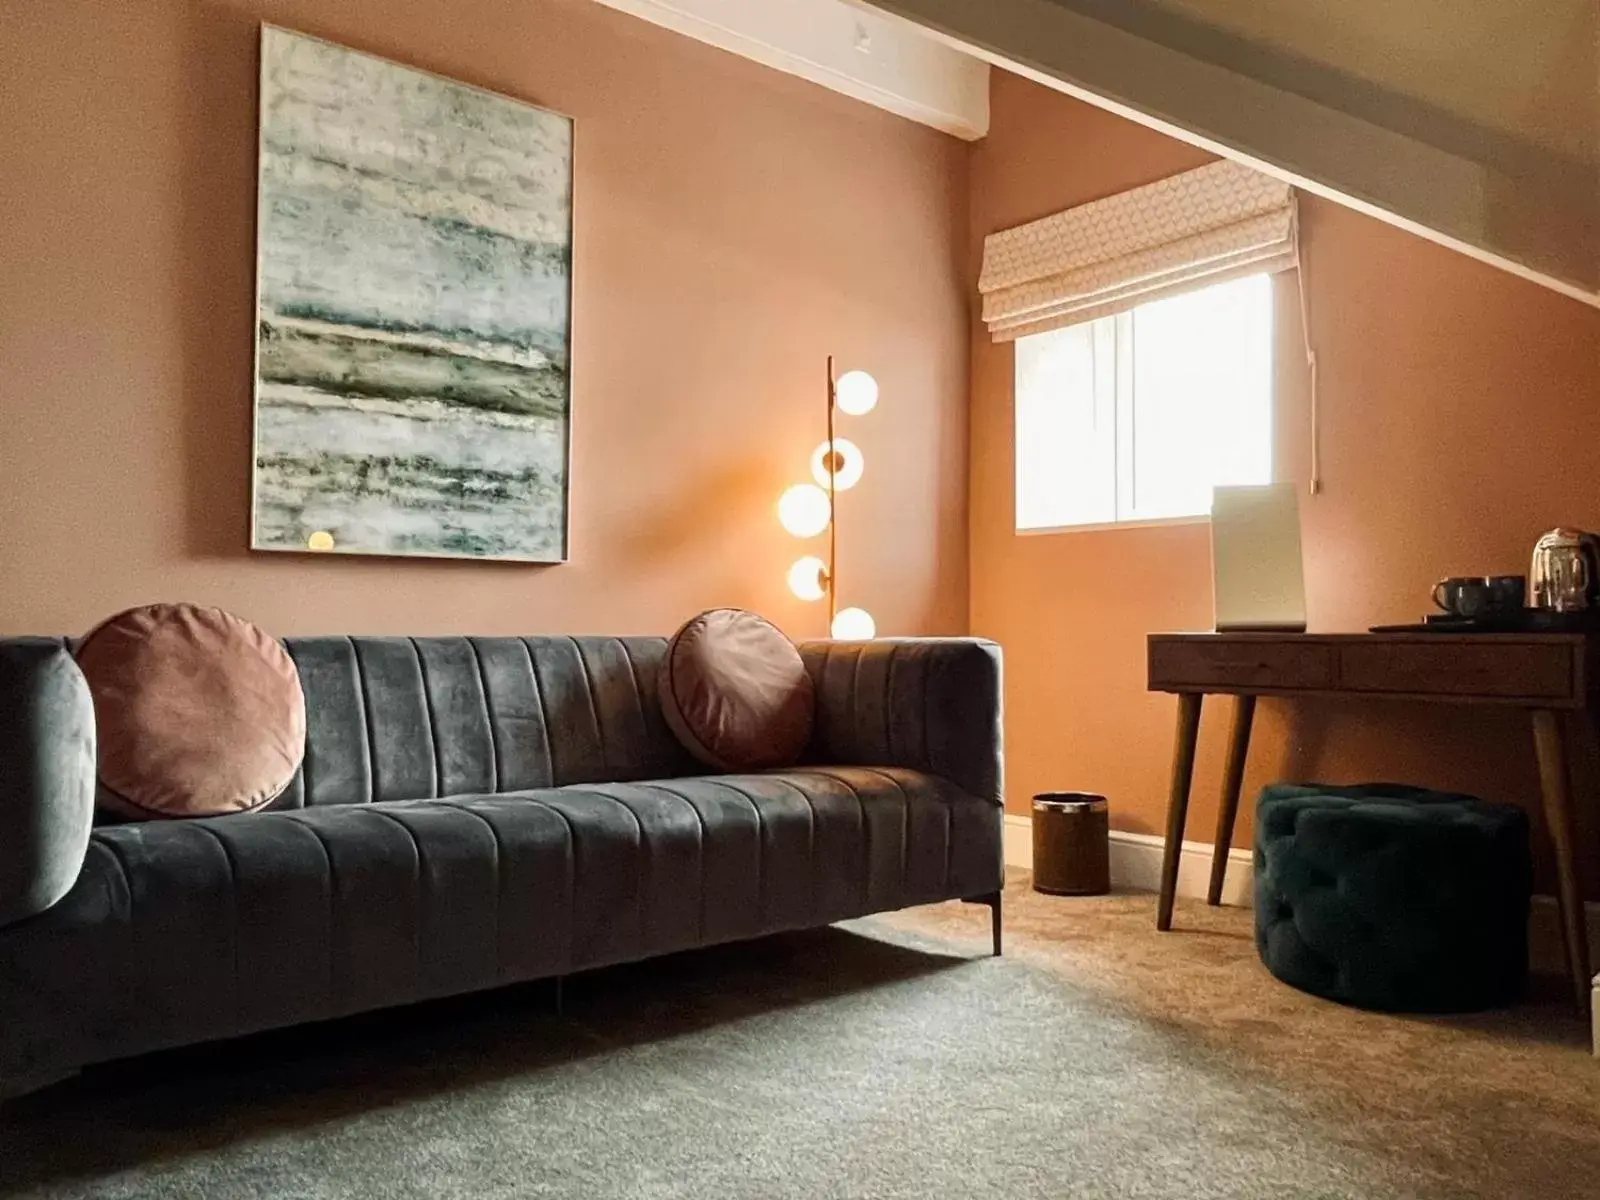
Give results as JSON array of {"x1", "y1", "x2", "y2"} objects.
[{"x1": 1254, "y1": 784, "x2": 1532, "y2": 1012}]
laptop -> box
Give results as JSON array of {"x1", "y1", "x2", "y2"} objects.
[{"x1": 1211, "y1": 483, "x2": 1307, "y2": 632}]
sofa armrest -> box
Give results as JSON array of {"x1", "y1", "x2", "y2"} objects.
[
  {"x1": 0, "y1": 639, "x2": 96, "y2": 928},
  {"x1": 798, "y1": 638, "x2": 1003, "y2": 805}
]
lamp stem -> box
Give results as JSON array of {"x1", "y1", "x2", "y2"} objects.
[{"x1": 826, "y1": 354, "x2": 838, "y2": 632}]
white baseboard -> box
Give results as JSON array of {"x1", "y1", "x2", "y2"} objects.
[
  {"x1": 1003, "y1": 813, "x2": 1252, "y2": 906},
  {"x1": 1002, "y1": 813, "x2": 1034, "y2": 871},
  {"x1": 1105, "y1": 828, "x2": 1256, "y2": 908},
  {"x1": 1005, "y1": 813, "x2": 1600, "y2": 980},
  {"x1": 1593, "y1": 976, "x2": 1600, "y2": 1059}
]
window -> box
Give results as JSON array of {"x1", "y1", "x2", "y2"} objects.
[{"x1": 1014, "y1": 272, "x2": 1274, "y2": 531}]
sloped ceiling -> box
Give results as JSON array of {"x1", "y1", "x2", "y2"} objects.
[
  {"x1": 863, "y1": 0, "x2": 1599, "y2": 307},
  {"x1": 1135, "y1": 0, "x2": 1595, "y2": 164}
]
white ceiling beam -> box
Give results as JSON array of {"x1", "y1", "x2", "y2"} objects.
[{"x1": 589, "y1": 0, "x2": 989, "y2": 140}]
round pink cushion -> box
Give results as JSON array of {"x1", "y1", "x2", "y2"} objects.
[
  {"x1": 659, "y1": 609, "x2": 814, "y2": 772},
  {"x1": 76, "y1": 604, "x2": 306, "y2": 819}
]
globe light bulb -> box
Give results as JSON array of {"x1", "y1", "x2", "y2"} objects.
[
  {"x1": 787, "y1": 556, "x2": 829, "y2": 602},
  {"x1": 809, "y1": 438, "x2": 864, "y2": 491},
  {"x1": 834, "y1": 370, "x2": 879, "y2": 416},
  {"x1": 831, "y1": 607, "x2": 876, "y2": 640},
  {"x1": 778, "y1": 483, "x2": 831, "y2": 538}
]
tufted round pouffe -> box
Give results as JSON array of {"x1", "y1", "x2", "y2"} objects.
[{"x1": 1254, "y1": 784, "x2": 1532, "y2": 1012}]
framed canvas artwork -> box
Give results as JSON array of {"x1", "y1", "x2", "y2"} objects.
[{"x1": 252, "y1": 27, "x2": 573, "y2": 562}]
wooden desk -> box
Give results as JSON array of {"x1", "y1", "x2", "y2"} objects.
[{"x1": 1148, "y1": 631, "x2": 1599, "y2": 1009}]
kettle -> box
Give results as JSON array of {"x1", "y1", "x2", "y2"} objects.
[{"x1": 1530, "y1": 528, "x2": 1600, "y2": 611}]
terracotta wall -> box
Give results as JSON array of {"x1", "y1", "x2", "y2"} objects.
[
  {"x1": 10, "y1": 5, "x2": 1600, "y2": 888},
  {"x1": 0, "y1": 0, "x2": 969, "y2": 639},
  {"x1": 970, "y1": 71, "x2": 1600, "y2": 892}
]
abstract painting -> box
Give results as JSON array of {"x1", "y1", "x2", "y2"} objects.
[{"x1": 252, "y1": 27, "x2": 572, "y2": 562}]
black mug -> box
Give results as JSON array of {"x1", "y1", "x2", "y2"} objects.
[{"x1": 1431, "y1": 575, "x2": 1526, "y2": 619}]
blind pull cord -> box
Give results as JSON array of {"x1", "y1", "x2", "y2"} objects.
[{"x1": 1293, "y1": 199, "x2": 1321, "y2": 496}]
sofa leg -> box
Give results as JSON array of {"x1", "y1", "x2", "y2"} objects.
[
  {"x1": 552, "y1": 975, "x2": 566, "y2": 1017},
  {"x1": 963, "y1": 891, "x2": 1003, "y2": 957}
]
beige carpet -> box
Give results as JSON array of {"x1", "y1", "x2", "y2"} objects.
[
  {"x1": 886, "y1": 869, "x2": 1600, "y2": 1199},
  {"x1": 3, "y1": 870, "x2": 1598, "y2": 1199}
]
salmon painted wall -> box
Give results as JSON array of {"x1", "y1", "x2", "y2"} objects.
[
  {"x1": 0, "y1": 0, "x2": 969, "y2": 639},
  {"x1": 970, "y1": 71, "x2": 1600, "y2": 893}
]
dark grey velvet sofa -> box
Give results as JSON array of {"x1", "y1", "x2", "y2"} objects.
[{"x1": 0, "y1": 634, "x2": 1003, "y2": 1098}]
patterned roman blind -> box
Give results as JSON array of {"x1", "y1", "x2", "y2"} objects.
[{"x1": 979, "y1": 159, "x2": 1298, "y2": 342}]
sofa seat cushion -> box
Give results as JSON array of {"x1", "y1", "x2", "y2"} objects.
[{"x1": 0, "y1": 768, "x2": 1002, "y2": 1075}]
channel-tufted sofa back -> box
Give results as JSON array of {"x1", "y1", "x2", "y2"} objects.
[
  {"x1": 275, "y1": 636, "x2": 697, "y2": 808},
  {"x1": 43, "y1": 629, "x2": 1002, "y2": 817}
]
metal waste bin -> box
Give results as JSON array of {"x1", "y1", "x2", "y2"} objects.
[{"x1": 1032, "y1": 793, "x2": 1110, "y2": 896}]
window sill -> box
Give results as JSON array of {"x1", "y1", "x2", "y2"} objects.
[{"x1": 1016, "y1": 514, "x2": 1211, "y2": 536}]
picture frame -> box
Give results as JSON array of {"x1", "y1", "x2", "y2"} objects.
[{"x1": 251, "y1": 25, "x2": 575, "y2": 563}]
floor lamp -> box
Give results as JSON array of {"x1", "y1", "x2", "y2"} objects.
[{"x1": 777, "y1": 356, "x2": 878, "y2": 639}]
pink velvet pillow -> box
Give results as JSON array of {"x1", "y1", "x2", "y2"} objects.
[
  {"x1": 659, "y1": 609, "x2": 815, "y2": 772},
  {"x1": 76, "y1": 604, "x2": 305, "y2": 820}
]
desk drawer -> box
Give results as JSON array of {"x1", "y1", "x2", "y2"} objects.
[
  {"x1": 1336, "y1": 641, "x2": 1576, "y2": 702},
  {"x1": 1149, "y1": 640, "x2": 1333, "y2": 691}
]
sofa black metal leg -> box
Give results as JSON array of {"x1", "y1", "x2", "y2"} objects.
[
  {"x1": 963, "y1": 891, "x2": 1003, "y2": 957},
  {"x1": 552, "y1": 975, "x2": 566, "y2": 1017}
]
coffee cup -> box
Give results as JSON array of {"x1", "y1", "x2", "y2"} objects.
[{"x1": 1431, "y1": 575, "x2": 1527, "y2": 619}]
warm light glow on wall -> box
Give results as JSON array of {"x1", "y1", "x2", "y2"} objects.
[{"x1": 778, "y1": 359, "x2": 878, "y2": 637}]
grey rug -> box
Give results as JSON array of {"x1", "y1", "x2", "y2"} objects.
[{"x1": 0, "y1": 919, "x2": 1486, "y2": 1199}]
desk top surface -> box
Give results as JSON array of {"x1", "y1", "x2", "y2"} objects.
[
  {"x1": 1151, "y1": 630, "x2": 1592, "y2": 645},
  {"x1": 1148, "y1": 629, "x2": 1597, "y2": 706}
]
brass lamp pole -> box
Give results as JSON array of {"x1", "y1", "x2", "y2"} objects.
[{"x1": 826, "y1": 354, "x2": 839, "y2": 629}]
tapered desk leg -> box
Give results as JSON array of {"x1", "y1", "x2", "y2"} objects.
[
  {"x1": 1531, "y1": 709, "x2": 1591, "y2": 1012},
  {"x1": 1209, "y1": 695, "x2": 1256, "y2": 907},
  {"x1": 1158, "y1": 693, "x2": 1204, "y2": 931}
]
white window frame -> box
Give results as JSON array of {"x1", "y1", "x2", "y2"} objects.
[{"x1": 1014, "y1": 274, "x2": 1275, "y2": 535}]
